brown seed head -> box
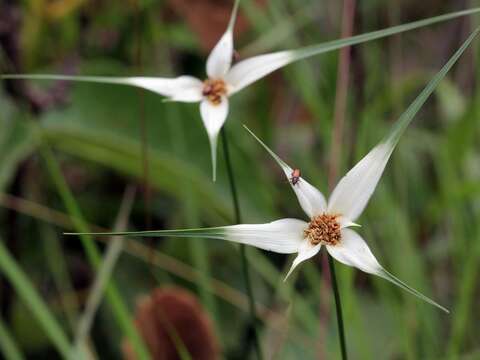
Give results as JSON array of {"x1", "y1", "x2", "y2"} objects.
[
  {"x1": 122, "y1": 287, "x2": 219, "y2": 360},
  {"x1": 304, "y1": 214, "x2": 341, "y2": 246},
  {"x1": 202, "y1": 78, "x2": 227, "y2": 105}
]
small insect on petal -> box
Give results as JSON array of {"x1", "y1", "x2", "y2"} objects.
[{"x1": 290, "y1": 168, "x2": 301, "y2": 186}]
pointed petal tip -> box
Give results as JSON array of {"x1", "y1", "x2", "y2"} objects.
[
  {"x1": 228, "y1": 0, "x2": 241, "y2": 31},
  {"x1": 242, "y1": 124, "x2": 255, "y2": 136},
  {"x1": 206, "y1": 6, "x2": 237, "y2": 79},
  {"x1": 379, "y1": 268, "x2": 449, "y2": 314},
  {"x1": 210, "y1": 137, "x2": 218, "y2": 182},
  {"x1": 283, "y1": 267, "x2": 295, "y2": 282},
  {"x1": 345, "y1": 221, "x2": 361, "y2": 228},
  {"x1": 283, "y1": 242, "x2": 321, "y2": 281},
  {"x1": 200, "y1": 99, "x2": 228, "y2": 182},
  {"x1": 242, "y1": 125, "x2": 289, "y2": 169},
  {"x1": 244, "y1": 124, "x2": 328, "y2": 217}
]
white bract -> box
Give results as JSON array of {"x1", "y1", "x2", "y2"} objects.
[
  {"x1": 238, "y1": 127, "x2": 448, "y2": 312},
  {"x1": 78, "y1": 125, "x2": 449, "y2": 312},
  {"x1": 4, "y1": 5, "x2": 480, "y2": 180}
]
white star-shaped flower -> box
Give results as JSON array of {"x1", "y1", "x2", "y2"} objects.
[
  {"x1": 74, "y1": 125, "x2": 448, "y2": 312},
  {"x1": 232, "y1": 127, "x2": 448, "y2": 312},
  {"x1": 10, "y1": 0, "x2": 298, "y2": 181}
]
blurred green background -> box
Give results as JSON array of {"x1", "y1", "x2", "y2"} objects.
[{"x1": 1, "y1": 0, "x2": 480, "y2": 359}]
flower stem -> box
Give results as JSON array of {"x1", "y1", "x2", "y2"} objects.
[
  {"x1": 221, "y1": 127, "x2": 263, "y2": 360},
  {"x1": 328, "y1": 255, "x2": 348, "y2": 360},
  {"x1": 326, "y1": 1, "x2": 355, "y2": 359}
]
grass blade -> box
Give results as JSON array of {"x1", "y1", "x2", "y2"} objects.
[
  {"x1": 0, "y1": 239, "x2": 71, "y2": 358},
  {"x1": 228, "y1": 8, "x2": 480, "y2": 93},
  {"x1": 39, "y1": 141, "x2": 151, "y2": 360},
  {"x1": 163, "y1": 104, "x2": 219, "y2": 328},
  {"x1": 289, "y1": 8, "x2": 480, "y2": 63},
  {"x1": 0, "y1": 316, "x2": 24, "y2": 360},
  {"x1": 0, "y1": 74, "x2": 130, "y2": 85},
  {"x1": 72, "y1": 186, "x2": 136, "y2": 356},
  {"x1": 384, "y1": 26, "x2": 480, "y2": 146}
]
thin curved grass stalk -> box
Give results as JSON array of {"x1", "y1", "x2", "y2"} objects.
[
  {"x1": 72, "y1": 186, "x2": 136, "y2": 357},
  {"x1": 327, "y1": 1, "x2": 357, "y2": 357},
  {"x1": 220, "y1": 127, "x2": 263, "y2": 359},
  {"x1": 328, "y1": 255, "x2": 348, "y2": 359}
]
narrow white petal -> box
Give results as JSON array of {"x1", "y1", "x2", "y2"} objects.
[
  {"x1": 0, "y1": 74, "x2": 204, "y2": 102},
  {"x1": 225, "y1": 218, "x2": 307, "y2": 253},
  {"x1": 326, "y1": 229, "x2": 382, "y2": 274},
  {"x1": 97, "y1": 219, "x2": 306, "y2": 254},
  {"x1": 244, "y1": 126, "x2": 327, "y2": 218},
  {"x1": 327, "y1": 229, "x2": 448, "y2": 312},
  {"x1": 205, "y1": 0, "x2": 240, "y2": 78},
  {"x1": 126, "y1": 76, "x2": 204, "y2": 102},
  {"x1": 284, "y1": 239, "x2": 321, "y2": 281},
  {"x1": 225, "y1": 51, "x2": 296, "y2": 94},
  {"x1": 291, "y1": 179, "x2": 328, "y2": 219},
  {"x1": 200, "y1": 98, "x2": 229, "y2": 181},
  {"x1": 327, "y1": 140, "x2": 394, "y2": 222},
  {"x1": 206, "y1": 31, "x2": 234, "y2": 79}
]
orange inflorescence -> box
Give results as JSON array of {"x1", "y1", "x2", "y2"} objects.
[
  {"x1": 304, "y1": 214, "x2": 341, "y2": 246},
  {"x1": 202, "y1": 79, "x2": 227, "y2": 105}
]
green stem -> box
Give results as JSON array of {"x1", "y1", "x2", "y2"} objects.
[
  {"x1": 220, "y1": 127, "x2": 263, "y2": 360},
  {"x1": 328, "y1": 255, "x2": 347, "y2": 360}
]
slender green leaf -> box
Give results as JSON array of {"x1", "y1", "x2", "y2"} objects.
[
  {"x1": 0, "y1": 118, "x2": 37, "y2": 192},
  {"x1": 164, "y1": 103, "x2": 219, "y2": 327},
  {"x1": 385, "y1": 26, "x2": 480, "y2": 147},
  {"x1": 2, "y1": 7, "x2": 480, "y2": 90},
  {"x1": 39, "y1": 142, "x2": 151, "y2": 360},
  {"x1": 0, "y1": 316, "x2": 24, "y2": 360},
  {"x1": 0, "y1": 240, "x2": 71, "y2": 358},
  {"x1": 289, "y1": 8, "x2": 480, "y2": 63},
  {"x1": 72, "y1": 186, "x2": 136, "y2": 357}
]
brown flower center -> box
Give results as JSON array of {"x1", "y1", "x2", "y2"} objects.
[
  {"x1": 304, "y1": 214, "x2": 341, "y2": 246},
  {"x1": 202, "y1": 79, "x2": 227, "y2": 105}
]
